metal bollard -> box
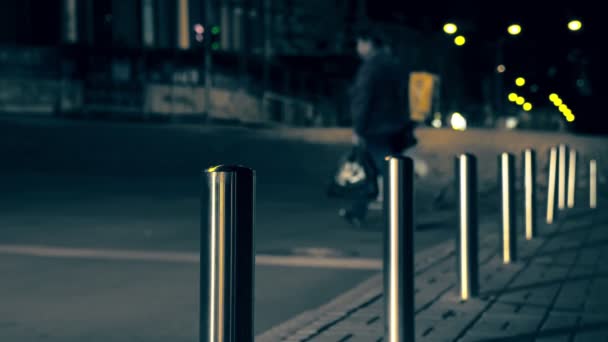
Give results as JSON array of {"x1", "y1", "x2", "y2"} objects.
[
  {"x1": 456, "y1": 154, "x2": 479, "y2": 300},
  {"x1": 558, "y1": 144, "x2": 568, "y2": 210},
  {"x1": 523, "y1": 149, "x2": 536, "y2": 240},
  {"x1": 590, "y1": 160, "x2": 597, "y2": 209},
  {"x1": 567, "y1": 149, "x2": 577, "y2": 208},
  {"x1": 546, "y1": 147, "x2": 558, "y2": 224},
  {"x1": 500, "y1": 153, "x2": 517, "y2": 263},
  {"x1": 384, "y1": 156, "x2": 415, "y2": 342},
  {"x1": 201, "y1": 165, "x2": 255, "y2": 342}
]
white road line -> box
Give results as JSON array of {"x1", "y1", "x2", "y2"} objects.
[
  {"x1": 0, "y1": 245, "x2": 382, "y2": 270},
  {"x1": 255, "y1": 255, "x2": 381, "y2": 270}
]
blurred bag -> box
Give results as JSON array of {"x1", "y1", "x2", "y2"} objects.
[{"x1": 326, "y1": 145, "x2": 379, "y2": 199}]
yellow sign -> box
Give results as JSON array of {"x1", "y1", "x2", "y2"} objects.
[{"x1": 409, "y1": 72, "x2": 438, "y2": 122}]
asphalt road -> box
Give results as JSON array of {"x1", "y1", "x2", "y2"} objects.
[
  {"x1": 0, "y1": 117, "x2": 458, "y2": 340},
  {"x1": 3, "y1": 116, "x2": 603, "y2": 340}
]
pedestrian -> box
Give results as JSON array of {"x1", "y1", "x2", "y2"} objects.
[{"x1": 339, "y1": 25, "x2": 417, "y2": 227}]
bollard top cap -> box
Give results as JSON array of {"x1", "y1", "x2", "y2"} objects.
[
  {"x1": 205, "y1": 165, "x2": 255, "y2": 175},
  {"x1": 385, "y1": 155, "x2": 414, "y2": 169},
  {"x1": 456, "y1": 153, "x2": 476, "y2": 160},
  {"x1": 385, "y1": 155, "x2": 413, "y2": 162}
]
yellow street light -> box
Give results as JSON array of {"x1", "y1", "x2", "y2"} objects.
[
  {"x1": 523, "y1": 102, "x2": 532, "y2": 111},
  {"x1": 454, "y1": 35, "x2": 466, "y2": 46},
  {"x1": 508, "y1": 24, "x2": 522, "y2": 35},
  {"x1": 559, "y1": 104, "x2": 568, "y2": 112},
  {"x1": 450, "y1": 112, "x2": 467, "y2": 131},
  {"x1": 566, "y1": 115, "x2": 575, "y2": 122},
  {"x1": 515, "y1": 77, "x2": 526, "y2": 87},
  {"x1": 508, "y1": 93, "x2": 518, "y2": 102},
  {"x1": 568, "y1": 20, "x2": 582, "y2": 31},
  {"x1": 516, "y1": 96, "x2": 525, "y2": 105},
  {"x1": 549, "y1": 93, "x2": 559, "y2": 102},
  {"x1": 444, "y1": 23, "x2": 458, "y2": 34},
  {"x1": 553, "y1": 98, "x2": 563, "y2": 106}
]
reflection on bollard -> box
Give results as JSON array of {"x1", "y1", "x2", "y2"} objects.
[
  {"x1": 523, "y1": 149, "x2": 536, "y2": 240},
  {"x1": 456, "y1": 154, "x2": 479, "y2": 301},
  {"x1": 500, "y1": 153, "x2": 517, "y2": 264},
  {"x1": 384, "y1": 156, "x2": 415, "y2": 342},
  {"x1": 590, "y1": 160, "x2": 597, "y2": 209},
  {"x1": 201, "y1": 165, "x2": 255, "y2": 342},
  {"x1": 567, "y1": 149, "x2": 577, "y2": 208},
  {"x1": 546, "y1": 147, "x2": 558, "y2": 224},
  {"x1": 558, "y1": 144, "x2": 568, "y2": 210}
]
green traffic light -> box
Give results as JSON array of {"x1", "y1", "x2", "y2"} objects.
[
  {"x1": 211, "y1": 26, "x2": 220, "y2": 35},
  {"x1": 211, "y1": 42, "x2": 220, "y2": 50}
]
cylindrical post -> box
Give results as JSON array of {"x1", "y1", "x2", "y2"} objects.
[
  {"x1": 590, "y1": 160, "x2": 597, "y2": 209},
  {"x1": 456, "y1": 154, "x2": 479, "y2": 300},
  {"x1": 546, "y1": 147, "x2": 558, "y2": 224},
  {"x1": 523, "y1": 149, "x2": 536, "y2": 240},
  {"x1": 201, "y1": 165, "x2": 255, "y2": 342},
  {"x1": 500, "y1": 153, "x2": 517, "y2": 263},
  {"x1": 383, "y1": 156, "x2": 415, "y2": 342},
  {"x1": 567, "y1": 149, "x2": 577, "y2": 208},
  {"x1": 558, "y1": 144, "x2": 568, "y2": 210}
]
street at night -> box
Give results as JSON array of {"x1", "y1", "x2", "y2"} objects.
[{"x1": 1, "y1": 1, "x2": 606, "y2": 341}]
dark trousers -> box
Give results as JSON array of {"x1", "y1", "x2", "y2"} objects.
[{"x1": 350, "y1": 137, "x2": 400, "y2": 219}]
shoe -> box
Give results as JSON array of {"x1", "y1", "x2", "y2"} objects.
[{"x1": 338, "y1": 208, "x2": 363, "y2": 228}]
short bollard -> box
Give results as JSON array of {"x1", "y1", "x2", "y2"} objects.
[
  {"x1": 500, "y1": 153, "x2": 517, "y2": 263},
  {"x1": 558, "y1": 144, "x2": 568, "y2": 210},
  {"x1": 384, "y1": 156, "x2": 415, "y2": 342},
  {"x1": 567, "y1": 149, "x2": 577, "y2": 208},
  {"x1": 546, "y1": 147, "x2": 558, "y2": 224},
  {"x1": 456, "y1": 154, "x2": 479, "y2": 300},
  {"x1": 523, "y1": 149, "x2": 536, "y2": 240},
  {"x1": 201, "y1": 165, "x2": 255, "y2": 342},
  {"x1": 590, "y1": 160, "x2": 597, "y2": 209}
]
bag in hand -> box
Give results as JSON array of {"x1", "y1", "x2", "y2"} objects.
[{"x1": 326, "y1": 145, "x2": 379, "y2": 199}]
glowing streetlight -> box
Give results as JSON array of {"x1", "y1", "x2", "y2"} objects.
[
  {"x1": 553, "y1": 98, "x2": 563, "y2": 106},
  {"x1": 549, "y1": 93, "x2": 559, "y2": 102},
  {"x1": 444, "y1": 23, "x2": 458, "y2": 34},
  {"x1": 431, "y1": 118, "x2": 442, "y2": 128},
  {"x1": 508, "y1": 24, "x2": 522, "y2": 35},
  {"x1": 508, "y1": 93, "x2": 518, "y2": 102},
  {"x1": 497, "y1": 64, "x2": 506, "y2": 73},
  {"x1": 566, "y1": 115, "x2": 575, "y2": 122},
  {"x1": 515, "y1": 77, "x2": 526, "y2": 87},
  {"x1": 454, "y1": 35, "x2": 466, "y2": 46},
  {"x1": 559, "y1": 104, "x2": 568, "y2": 112},
  {"x1": 523, "y1": 102, "x2": 532, "y2": 111},
  {"x1": 516, "y1": 97, "x2": 525, "y2": 105},
  {"x1": 568, "y1": 20, "x2": 582, "y2": 31},
  {"x1": 450, "y1": 112, "x2": 467, "y2": 131}
]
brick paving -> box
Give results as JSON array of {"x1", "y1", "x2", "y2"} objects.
[{"x1": 258, "y1": 208, "x2": 608, "y2": 341}]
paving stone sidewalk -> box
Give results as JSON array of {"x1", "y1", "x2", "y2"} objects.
[{"x1": 257, "y1": 208, "x2": 608, "y2": 342}]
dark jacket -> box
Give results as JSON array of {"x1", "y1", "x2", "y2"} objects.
[{"x1": 349, "y1": 51, "x2": 411, "y2": 140}]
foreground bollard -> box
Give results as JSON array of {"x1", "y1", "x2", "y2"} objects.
[
  {"x1": 523, "y1": 149, "x2": 536, "y2": 240},
  {"x1": 558, "y1": 144, "x2": 568, "y2": 210},
  {"x1": 456, "y1": 154, "x2": 479, "y2": 300},
  {"x1": 567, "y1": 149, "x2": 577, "y2": 208},
  {"x1": 201, "y1": 165, "x2": 255, "y2": 342},
  {"x1": 590, "y1": 160, "x2": 597, "y2": 209},
  {"x1": 500, "y1": 153, "x2": 517, "y2": 263},
  {"x1": 384, "y1": 156, "x2": 415, "y2": 342},
  {"x1": 546, "y1": 147, "x2": 558, "y2": 224}
]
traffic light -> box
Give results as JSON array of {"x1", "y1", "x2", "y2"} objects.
[{"x1": 210, "y1": 25, "x2": 220, "y2": 50}]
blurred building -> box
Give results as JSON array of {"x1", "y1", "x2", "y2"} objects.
[
  {"x1": 0, "y1": 0, "x2": 362, "y2": 54},
  {"x1": 0, "y1": 0, "x2": 470, "y2": 128}
]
